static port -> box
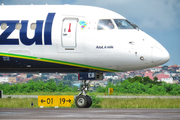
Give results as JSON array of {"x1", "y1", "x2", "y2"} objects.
[{"x1": 140, "y1": 56, "x2": 144, "y2": 60}]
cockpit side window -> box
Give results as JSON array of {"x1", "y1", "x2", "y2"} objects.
[
  {"x1": 114, "y1": 19, "x2": 136, "y2": 29},
  {"x1": 97, "y1": 19, "x2": 114, "y2": 30}
]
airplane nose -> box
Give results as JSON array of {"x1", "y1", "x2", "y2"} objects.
[{"x1": 152, "y1": 43, "x2": 170, "y2": 65}]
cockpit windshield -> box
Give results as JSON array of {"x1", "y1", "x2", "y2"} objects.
[
  {"x1": 97, "y1": 19, "x2": 114, "y2": 30},
  {"x1": 114, "y1": 19, "x2": 136, "y2": 29}
]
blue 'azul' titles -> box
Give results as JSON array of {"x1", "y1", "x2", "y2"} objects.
[{"x1": 0, "y1": 13, "x2": 55, "y2": 45}]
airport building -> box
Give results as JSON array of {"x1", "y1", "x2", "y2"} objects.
[{"x1": 0, "y1": 77, "x2": 17, "y2": 83}]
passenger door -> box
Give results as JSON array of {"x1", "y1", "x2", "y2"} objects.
[{"x1": 62, "y1": 18, "x2": 78, "y2": 49}]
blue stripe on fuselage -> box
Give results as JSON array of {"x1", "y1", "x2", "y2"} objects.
[{"x1": 44, "y1": 13, "x2": 55, "y2": 45}]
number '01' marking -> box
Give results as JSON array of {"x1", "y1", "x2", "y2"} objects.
[{"x1": 47, "y1": 98, "x2": 53, "y2": 104}]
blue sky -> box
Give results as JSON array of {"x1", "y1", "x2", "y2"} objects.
[{"x1": 0, "y1": 0, "x2": 180, "y2": 66}]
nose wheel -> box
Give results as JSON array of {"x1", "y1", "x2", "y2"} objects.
[
  {"x1": 75, "y1": 80, "x2": 92, "y2": 108},
  {"x1": 75, "y1": 95, "x2": 92, "y2": 108}
]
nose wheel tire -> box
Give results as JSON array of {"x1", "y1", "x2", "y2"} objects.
[
  {"x1": 75, "y1": 95, "x2": 92, "y2": 108},
  {"x1": 85, "y1": 95, "x2": 92, "y2": 108}
]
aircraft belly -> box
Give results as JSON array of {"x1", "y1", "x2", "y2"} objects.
[
  {"x1": 0, "y1": 53, "x2": 119, "y2": 73},
  {"x1": 0, "y1": 56, "x2": 89, "y2": 73}
]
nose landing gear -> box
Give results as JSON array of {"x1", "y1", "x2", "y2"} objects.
[
  {"x1": 75, "y1": 72, "x2": 103, "y2": 108},
  {"x1": 75, "y1": 80, "x2": 92, "y2": 108}
]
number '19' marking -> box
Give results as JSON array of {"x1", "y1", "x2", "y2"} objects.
[{"x1": 60, "y1": 98, "x2": 66, "y2": 104}]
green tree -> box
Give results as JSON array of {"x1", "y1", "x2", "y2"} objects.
[
  {"x1": 170, "y1": 84, "x2": 180, "y2": 95},
  {"x1": 57, "y1": 82, "x2": 64, "y2": 91},
  {"x1": 153, "y1": 76, "x2": 158, "y2": 82},
  {"x1": 96, "y1": 86, "x2": 106, "y2": 92},
  {"x1": 45, "y1": 79, "x2": 57, "y2": 92},
  {"x1": 142, "y1": 77, "x2": 153, "y2": 85}
]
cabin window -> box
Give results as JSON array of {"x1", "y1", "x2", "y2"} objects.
[
  {"x1": 15, "y1": 23, "x2": 22, "y2": 30},
  {"x1": 114, "y1": 19, "x2": 136, "y2": 29},
  {"x1": 1, "y1": 23, "x2": 7, "y2": 30},
  {"x1": 30, "y1": 23, "x2": 37, "y2": 30},
  {"x1": 97, "y1": 19, "x2": 114, "y2": 30}
]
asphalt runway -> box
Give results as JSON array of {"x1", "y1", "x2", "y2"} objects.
[{"x1": 0, "y1": 108, "x2": 180, "y2": 119}]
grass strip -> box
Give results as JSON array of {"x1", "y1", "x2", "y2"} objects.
[
  {"x1": 4, "y1": 92, "x2": 79, "y2": 95},
  {"x1": 4, "y1": 92, "x2": 178, "y2": 96},
  {"x1": 1, "y1": 98, "x2": 180, "y2": 108},
  {"x1": 0, "y1": 98, "x2": 38, "y2": 108},
  {"x1": 100, "y1": 98, "x2": 180, "y2": 108}
]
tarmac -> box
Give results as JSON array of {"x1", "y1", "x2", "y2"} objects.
[{"x1": 0, "y1": 108, "x2": 180, "y2": 119}]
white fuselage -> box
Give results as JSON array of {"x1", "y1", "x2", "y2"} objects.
[{"x1": 0, "y1": 5, "x2": 170, "y2": 73}]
